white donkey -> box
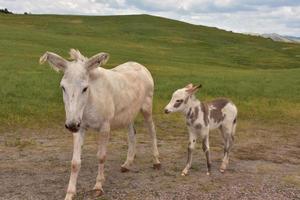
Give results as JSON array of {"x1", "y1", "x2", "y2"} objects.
[
  {"x1": 164, "y1": 84, "x2": 237, "y2": 176},
  {"x1": 40, "y1": 49, "x2": 161, "y2": 200}
]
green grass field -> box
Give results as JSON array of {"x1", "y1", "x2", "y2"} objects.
[
  {"x1": 0, "y1": 14, "x2": 300, "y2": 128},
  {"x1": 1, "y1": 14, "x2": 300, "y2": 199}
]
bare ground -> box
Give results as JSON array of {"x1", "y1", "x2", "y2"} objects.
[{"x1": 1, "y1": 120, "x2": 300, "y2": 200}]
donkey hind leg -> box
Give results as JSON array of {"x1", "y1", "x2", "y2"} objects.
[
  {"x1": 121, "y1": 123, "x2": 137, "y2": 172},
  {"x1": 141, "y1": 96, "x2": 161, "y2": 169},
  {"x1": 219, "y1": 123, "x2": 234, "y2": 173}
]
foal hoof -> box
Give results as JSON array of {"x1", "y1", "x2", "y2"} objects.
[
  {"x1": 120, "y1": 166, "x2": 130, "y2": 173},
  {"x1": 93, "y1": 189, "x2": 104, "y2": 197},
  {"x1": 206, "y1": 172, "x2": 211, "y2": 176},
  {"x1": 153, "y1": 163, "x2": 161, "y2": 170},
  {"x1": 219, "y1": 168, "x2": 225, "y2": 173}
]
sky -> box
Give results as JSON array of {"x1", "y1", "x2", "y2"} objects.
[{"x1": 1, "y1": 0, "x2": 300, "y2": 36}]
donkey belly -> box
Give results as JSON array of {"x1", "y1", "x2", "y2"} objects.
[
  {"x1": 208, "y1": 120, "x2": 223, "y2": 130},
  {"x1": 82, "y1": 103, "x2": 142, "y2": 130},
  {"x1": 109, "y1": 62, "x2": 152, "y2": 128},
  {"x1": 110, "y1": 105, "x2": 142, "y2": 129}
]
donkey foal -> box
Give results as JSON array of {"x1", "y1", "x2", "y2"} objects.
[{"x1": 164, "y1": 83, "x2": 237, "y2": 176}]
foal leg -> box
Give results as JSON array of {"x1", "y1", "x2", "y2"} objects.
[
  {"x1": 201, "y1": 129, "x2": 211, "y2": 175},
  {"x1": 121, "y1": 123, "x2": 137, "y2": 172},
  {"x1": 141, "y1": 97, "x2": 161, "y2": 169},
  {"x1": 219, "y1": 124, "x2": 234, "y2": 173},
  {"x1": 65, "y1": 130, "x2": 85, "y2": 200},
  {"x1": 93, "y1": 123, "x2": 110, "y2": 196},
  {"x1": 181, "y1": 130, "x2": 197, "y2": 176}
]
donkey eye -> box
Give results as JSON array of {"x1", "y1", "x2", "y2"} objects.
[
  {"x1": 82, "y1": 87, "x2": 88, "y2": 93},
  {"x1": 176, "y1": 99, "x2": 183, "y2": 103}
]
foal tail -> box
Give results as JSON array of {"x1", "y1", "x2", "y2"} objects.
[{"x1": 231, "y1": 117, "x2": 237, "y2": 142}]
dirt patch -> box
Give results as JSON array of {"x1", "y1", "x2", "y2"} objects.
[{"x1": 0, "y1": 121, "x2": 300, "y2": 200}]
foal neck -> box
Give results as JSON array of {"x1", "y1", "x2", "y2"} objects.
[{"x1": 184, "y1": 95, "x2": 201, "y2": 114}]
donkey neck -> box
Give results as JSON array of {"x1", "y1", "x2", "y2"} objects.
[{"x1": 184, "y1": 95, "x2": 201, "y2": 115}]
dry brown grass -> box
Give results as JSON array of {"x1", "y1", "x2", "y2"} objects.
[{"x1": 1, "y1": 120, "x2": 300, "y2": 199}]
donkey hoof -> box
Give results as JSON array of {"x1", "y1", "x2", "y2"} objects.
[
  {"x1": 64, "y1": 192, "x2": 75, "y2": 200},
  {"x1": 153, "y1": 163, "x2": 161, "y2": 170},
  {"x1": 93, "y1": 189, "x2": 104, "y2": 197},
  {"x1": 181, "y1": 172, "x2": 188, "y2": 176},
  {"x1": 206, "y1": 172, "x2": 211, "y2": 176},
  {"x1": 120, "y1": 166, "x2": 130, "y2": 173},
  {"x1": 219, "y1": 168, "x2": 225, "y2": 173}
]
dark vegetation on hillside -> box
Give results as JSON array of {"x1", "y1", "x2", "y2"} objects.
[{"x1": 0, "y1": 8, "x2": 13, "y2": 14}]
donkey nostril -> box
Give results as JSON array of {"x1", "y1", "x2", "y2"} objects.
[
  {"x1": 76, "y1": 122, "x2": 81, "y2": 128},
  {"x1": 164, "y1": 109, "x2": 170, "y2": 114},
  {"x1": 65, "y1": 124, "x2": 69, "y2": 129}
]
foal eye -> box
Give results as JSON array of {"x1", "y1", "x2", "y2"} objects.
[
  {"x1": 82, "y1": 87, "x2": 88, "y2": 93},
  {"x1": 176, "y1": 99, "x2": 183, "y2": 103}
]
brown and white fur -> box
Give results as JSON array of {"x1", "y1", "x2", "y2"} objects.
[
  {"x1": 164, "y1": 83, "x2": 237, "y2": 176},
  {"x1": 40, "y1": 49, "x2": 161, "y2": 200}
]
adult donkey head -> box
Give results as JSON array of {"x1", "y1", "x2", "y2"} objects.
[{"x1": 40, "y1": 49, "x2": 109, "y2": 132}]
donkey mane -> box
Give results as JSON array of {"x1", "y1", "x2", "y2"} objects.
[{"x1": 69, "y1": 49, "x2": 87, "y2": 62}]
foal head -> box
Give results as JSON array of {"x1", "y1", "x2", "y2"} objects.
[
  {"x1": 40, "y1": 49, "x2": 109, "y2": 132},
  {"x1": 164, "y1": 83, "x2": 201, "y2": 114}
]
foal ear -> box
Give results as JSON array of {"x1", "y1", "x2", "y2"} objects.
[
  {"x1": 85, "y1": 52, "x2": 109, "y2": 70},
  {"x1": 186, "y1": 84, "x2": 202, "y2": 95},
  {"x1": 39, "y1": 51, "x2": 68, "y2": 72}
]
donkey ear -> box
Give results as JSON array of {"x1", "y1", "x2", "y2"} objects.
[
  {"x1": 39, "y1": 51, "x2": 68, "y2": 72},
  {"x1": 186, "y1": 84, "x2": 202, "y2": 94},
  {"x1": 85, "y1": 52, "x2": 109, "y2": 70},
  {"x1": 185, "y1": 83, "x2": 193, "y2": 89}
]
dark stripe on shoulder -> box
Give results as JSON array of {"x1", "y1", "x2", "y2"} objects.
[
  {"x1": 191, "y1": 106, "x2": 199, "y2": 124},
  {"x1": 201, "y1": 102, "x2": 209, "y2": 126}
]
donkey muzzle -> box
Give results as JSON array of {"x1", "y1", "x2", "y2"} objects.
[{"x1": 65, "y1": 121, "x2": 81, "y2": 132}]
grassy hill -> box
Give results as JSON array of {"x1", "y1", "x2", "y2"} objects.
[{"x1": 0, "y1": 14, "x2": 299, "y2": 127}]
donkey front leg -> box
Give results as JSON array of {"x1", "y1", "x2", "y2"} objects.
[
  {"x1": 93, "y1": 123, "x2": 110, "y2": 196},
  {"x1": 65, "y1": 130, "x2": 85, "y2": 200},
  {"x1": 181, "y1": 130, "x2": 197, "y2": 176},
  {"x1": 121, "y1": 123, "x2": 136, "y2": 172},
  {"x1": 201, "y1": 129, "x2": 211, "y2": 175}
]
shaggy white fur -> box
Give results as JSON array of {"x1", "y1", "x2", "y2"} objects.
[{"x1": 40, "y1": 49, "x2": 160, "y2": 200}]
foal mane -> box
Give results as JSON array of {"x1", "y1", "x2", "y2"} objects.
[{"x1": 69, "y1": 49, "x2": 87, "y2": 62}]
